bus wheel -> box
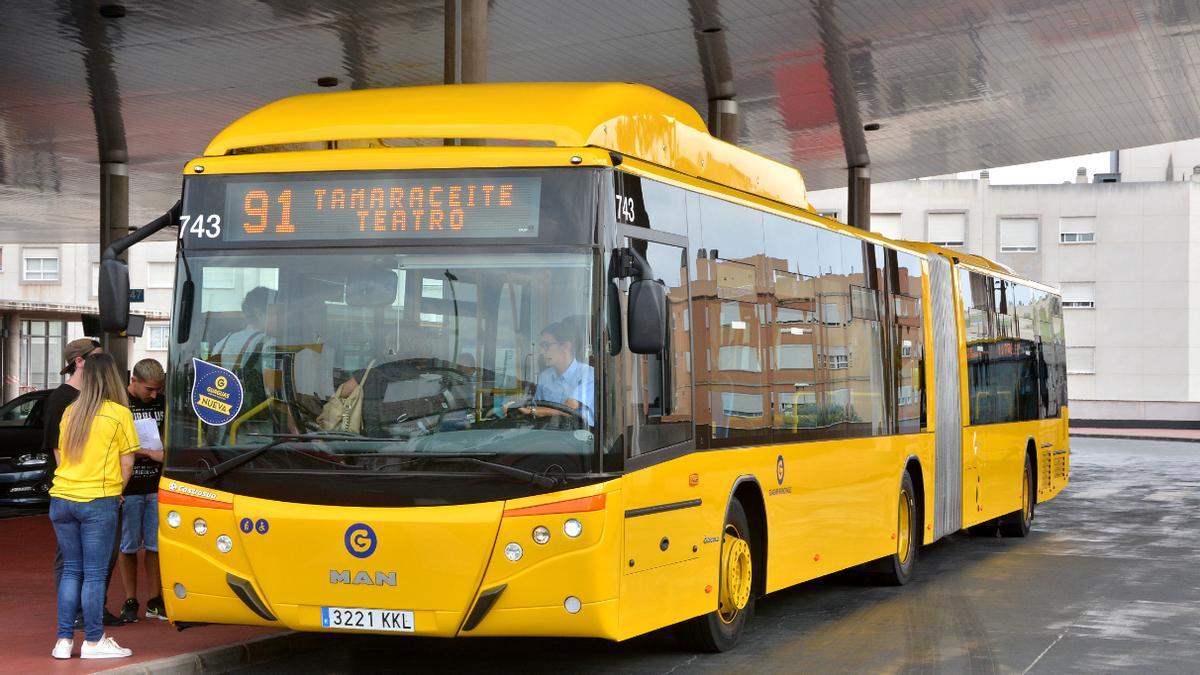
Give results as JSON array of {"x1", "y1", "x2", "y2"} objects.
[
  {"x1": 999, "y1": 453, "x2": 1035, "y2": 538},
  {"x1": 673, "y1": 499, "x2": 755, "y2": 652},
  {"x1": 872, "y1": 471, "x2": 919, "y2": 586}
]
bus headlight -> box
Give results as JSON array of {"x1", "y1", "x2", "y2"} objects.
[
  {"x1": 532, "y1": 526, "x2": 551, "y2": 545},
  {"x1": 193, "y1": 518, "x2": 208, "y2": 536},
  {"x1": 504, "y1": 542, "x2": 523, "y2": 562},
  {"x1": 216, "y1": 535, "x2": 233, "y2": 554},
  {"x1": 167, "y1": 511, "x2": 181, "y2": 528},
  {"x1": 564, "y1": 518, "x2": 583, "y2": 538}
]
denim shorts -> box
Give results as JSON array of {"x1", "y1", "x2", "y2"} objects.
[{"x1": 119, "y1": 492, "x2": 158, "y2": 553}]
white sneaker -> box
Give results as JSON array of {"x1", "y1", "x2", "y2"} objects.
[
  {"x1": 51, "y1": 638, "x2": 73, "y2": 659},
  {"x1": 80, "y1": 635, "x2": 132, "y2": 659}
]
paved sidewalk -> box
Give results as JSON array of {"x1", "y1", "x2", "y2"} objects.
[
  {"x1": 0, "y1": 513, "x2": 282, "y2": 674},
  {"x1": 1070, "y1": 426, "x2": 1200, "y2": 442}
]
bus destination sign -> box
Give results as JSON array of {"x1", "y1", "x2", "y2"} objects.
[{"x1": 217, "y1": 176, "x2": 542, "y2": 242}]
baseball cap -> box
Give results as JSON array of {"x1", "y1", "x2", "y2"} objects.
[{"x1": 61, "y1": 338, "x2": 102, "y2": 375}]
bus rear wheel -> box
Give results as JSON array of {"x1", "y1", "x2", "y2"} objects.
[
  {"x1": 999, "y1": 453, "x2": 1035, "y2": 538},
  {"x1": 673, "y1": 499, "x2": 755, "y2": 652},
  {"x1": 871, "y1": 471, "x2": 919, "y2": 586}
]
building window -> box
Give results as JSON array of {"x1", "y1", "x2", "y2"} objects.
[
  {"x1": 1060, "y1": 216, "x2": 1096, "y2": 244},
  {"x1": 147, "y1": 324, "x2": 170, "y2": 351},
  {"x1": 147, "y1": 261, "x2": 174, "y2": 289},
  {"x1": 818, "y1": 210, "x2": 840, "y2": 222},
  {"x1": 19, "y1": 320, "x2": 66, "y2": 392},
  {"x1": 1066, "y1": 347, "x2": 1095, "y2": 374},
  {"x1": 999, "y1": 217, "x2": 1039, "y2": 252},
  {"x1": 22, "y1": 248, "x2": 59, "y2": 281},
  {"x1": 1061, "y1": 282, "x2": 1095, "y2": 309},
  {"x1": 927, "y1": 212, "x2": 966, "y2": 247},
  {"x1": 870, "y1": 213, "x2": 902, "y2": 239}
]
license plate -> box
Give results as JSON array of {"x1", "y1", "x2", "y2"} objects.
[{"x1": 321, "y1": 606, "x2": 414, "y2": 632}]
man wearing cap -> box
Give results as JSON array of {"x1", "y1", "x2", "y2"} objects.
[{"x1": 42, "y1": 338, "x2": 122, "y2": 628}]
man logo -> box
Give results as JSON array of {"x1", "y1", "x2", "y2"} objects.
[
  {"x1": 345, "y1": 522, "x2": 378, "y2": 558},
  {"x1": 330, "y1": 570, "x2": 397, "y2": 586}
]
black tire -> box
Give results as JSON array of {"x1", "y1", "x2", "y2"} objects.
[
  {"x1": 673, "y1": 499, "x2": 755, "y2": 652},
  {"x1": 870, "y1": 471, "x2": 919, "y2": 586},
  {"x1": 999, "y1": 452, "x2": 1035, "y2": 538}
]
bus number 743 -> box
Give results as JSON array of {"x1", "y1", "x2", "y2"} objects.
[{"x1": 180, "y1": 214, "x2": 222, "y2": 239}]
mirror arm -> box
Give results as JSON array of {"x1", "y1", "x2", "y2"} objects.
[
  {"x1": 102, "y1": 200, "x2": 181, "y2": 261},
  {"x1": 609, "y1": 247, "x2": 653, "y2": 282}
]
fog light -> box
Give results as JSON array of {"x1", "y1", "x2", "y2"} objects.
[
  {"x1": 504, "y1": 542, "x2": 523, "y2": 562},
  {"x1": 167, "y1": 511, "x2": 181, "y2": 528},
  {"x1": 532, "y1": 525, "x2": 551, "y2": 545},
  {"x1": 564, "y1": 596, "x2": 582, "y2": 614},
  {"x1": 193, "y1": 518, "x2": 208, "y2": 536},
  {"x1": 173, "y1": 583, "x2": 187, "y2": 599},
  {"x1": 216, "y1": 534, "x2": 233, "y2": 553},
  {"x1": 564, "y1": 518, "x2": 583, "y2": 538}
]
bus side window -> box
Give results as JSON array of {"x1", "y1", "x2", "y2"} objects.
[{"x1": 625, "y1": 239, "x2": 693, "y2": 457}]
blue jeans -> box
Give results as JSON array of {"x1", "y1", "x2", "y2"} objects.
[
  {"x1": 120, "y1": 493, "x2": 158, "y2": 553},
  {"x1": 50, "y1": 496, "x2": 119, "y2": 641}
]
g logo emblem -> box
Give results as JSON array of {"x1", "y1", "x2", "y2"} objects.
[
  {"x1": 345, "y1": 523, "x2": 377, "y2": 559},
  {"x1": 215, "y1": 375, "x2": 228, "y2": 390},
  {"x1": 776, "y1": 455, "x2": 785, "y2": 485}
]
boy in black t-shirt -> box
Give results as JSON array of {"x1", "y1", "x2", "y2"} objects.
[{"x1": 117, "y1": 359, "x2": 167, "y2": 622}]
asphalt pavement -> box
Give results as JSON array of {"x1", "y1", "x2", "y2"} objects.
[{"x1": 219, "y1": 436, "x2": 1200, "y2": 674}]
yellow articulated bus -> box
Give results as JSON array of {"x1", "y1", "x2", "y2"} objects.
[{"x1": 100, "y1": 82, "x2": 1069, "y2": 651}]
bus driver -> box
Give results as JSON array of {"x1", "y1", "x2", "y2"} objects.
[{"x1": 508, "y1": 321, "x2": 594, "y2": 426}]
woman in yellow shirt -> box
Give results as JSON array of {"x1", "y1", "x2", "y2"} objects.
[{"x1": 49, "y1": 353, "x2": 138, "y2": 660}]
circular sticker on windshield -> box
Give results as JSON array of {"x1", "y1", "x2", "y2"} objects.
[{"x1": 191, "y1": 358, "x2": 244, "y2": 426}]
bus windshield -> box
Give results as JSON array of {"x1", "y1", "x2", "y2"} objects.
[
  {"x1": 164, "y1": 247, "x2": 601, "y2": 504},
  {"x1": 160, "y1": 170, "x2": 609, "y2": 502}
]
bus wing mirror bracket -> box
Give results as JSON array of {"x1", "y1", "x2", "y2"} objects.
[{"x1": 99, "y1": 200, "x2": 181, "y2": 334}]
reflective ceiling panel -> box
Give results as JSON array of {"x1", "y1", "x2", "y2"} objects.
[{"x1": 2, "y1": 0, "x2": 1199, "y2": 242}]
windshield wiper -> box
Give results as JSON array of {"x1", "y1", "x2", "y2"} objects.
[
  {"x1": 198, "y1": 433, "x2": 394, "y2": 484},
  {"x1": 374, "y1": 453, "x2": 560, "y2": 488}
]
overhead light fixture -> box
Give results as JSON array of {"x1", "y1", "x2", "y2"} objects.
[
  {"x1": 99, "y1": 4, "x2": 126, "y2": 18},
  {"x1": 864, "y1": 122, "x2": 881, "y2": 132},
  {"x1": 317, "y1": 77, "x2": 339, "y2": 88}
]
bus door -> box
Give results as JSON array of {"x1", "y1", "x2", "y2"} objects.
[{"x1": 615, "y1": 231, "x2": 709, "y2": 633}]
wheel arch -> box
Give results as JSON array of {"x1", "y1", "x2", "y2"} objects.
[
  {"x1": 1025, "y1": 436, "x2": 1038, "y2": 496},
  {"x1": 725, "y1": 475, "x2": 768, "y2": 597},
  {"x1": 902, "y1": 455, "x2": 926, "y2": 543}
]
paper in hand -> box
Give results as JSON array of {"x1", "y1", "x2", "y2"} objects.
[{"x1": 134, "y1": 417, "x2": 163, "y2": 451}]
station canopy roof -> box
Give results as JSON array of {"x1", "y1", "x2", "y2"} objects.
[{"x1": 3, "y1": 0, "x2": 1200, "y2": 242}]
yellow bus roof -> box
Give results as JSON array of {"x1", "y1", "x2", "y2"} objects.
[{"x1": 202, "y1": 82, "x2": 809, "y2": 208}]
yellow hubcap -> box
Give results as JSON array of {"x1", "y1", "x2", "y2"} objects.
[
  {"x1": 1021, "y1": 464, "x2": 1031, "y2": 525},
  {"x1": 897, "y1": 489, "x2": 912, "y2": 564},
  {"x1": 718, "y1": 525, "x2": 752, "y2": 624}
]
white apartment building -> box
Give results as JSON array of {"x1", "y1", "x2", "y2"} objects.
[
  {"x1": 811, "y1": 140, "x2": 1200, "y2": 425},
  {"x1": 0, "y1": 239, "x2": 175, "y2": 400}
]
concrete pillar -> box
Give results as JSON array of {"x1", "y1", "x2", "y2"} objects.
[
  {"x1": 4, "y1": 313, "x2": 20, "y2": 403},
  {"x1": 444, "y1": 0, "x2": 487, "y2": 85},
  {"x1": 444, "y1": 0, "x2": 488, "y2": 146},
  {"x1": 847, "y1": 165, "x2": 871, "y2": 231},
  {"x1": 100, "y1": 161, "x2": 130, "y2": 380}
]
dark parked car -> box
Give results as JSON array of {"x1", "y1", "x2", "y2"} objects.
[{"x1": 0, "y1": 389, "x2": 53, "y2": 505}]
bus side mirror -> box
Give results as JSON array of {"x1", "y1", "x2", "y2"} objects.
[
  {"x1": 627, "y1": 278, "x2": 666, "y2": 354},
  {"x1": 99, "y1": 258, "x2": 130, "y2": 334}
]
